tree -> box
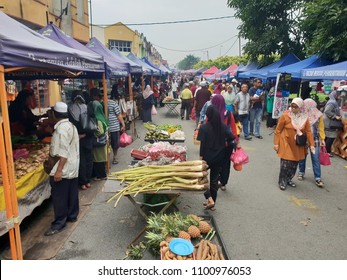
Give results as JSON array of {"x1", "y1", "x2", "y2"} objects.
[
  {"x1": 193, "y1": 55, "x2": 249, "y2": 69},
  {"x1": 227, "y1": 0, "x2": 306, "y2": 65},
  {"x1": 177, "y1": 55, "x2": 200, "y2": 70},
  {"x1": 301, "y1": 0, "x2": 347, "y2": 62}
]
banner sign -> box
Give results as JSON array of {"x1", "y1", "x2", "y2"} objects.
[{"x1": 272, "y1": 73, "x2": 292, "y2": 119}]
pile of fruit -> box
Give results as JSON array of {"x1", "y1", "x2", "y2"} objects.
[
  {"x1": 145, "y1": 212, "x2": 215, "y2": 255},
  {"x1": 144, "y1": 123, "x2": 185, "y2": 140}
]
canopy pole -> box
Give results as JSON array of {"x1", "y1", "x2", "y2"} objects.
[
  {"x1": 128, "y1": 74, "x2": 133, "y2": 101},
  {"x1": 128, "y1": 74, "x2": 136, "y2": 138},
  {"x1": 102, "y1": 73, "x2": 110, "y2": 173},
  {"x1": 151, "y1": 76, "x2": 153, "y2": 89},
  {"x1": 0, "y1": 65, "x2": 23, "y2": 260},
  {"x1": 141, "y1": 74, "x2": 144, "y2": 92},
  {"x1": 36, "y1": 80, "x2": 41, "y2": 113}
]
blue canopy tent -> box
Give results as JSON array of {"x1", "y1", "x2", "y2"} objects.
[
  {"x1": 248, "y1": 53, "x2": 300, "y2": 79},
  {"x1": 142, "y1": 57, "x2": 162, "y2": 76},
  {"x1": 301, "y1": 61, "x2": 347, "y2": 81},
  {"x1": 267, "y1": 55, "x2": 331, "y2": 80},
  {"x1": 159, "y1": 64, "x2": 171, "y2": 75},
  {"x1": 110, "y1": 48, "x2": 142, "y2": 74},
  {"x1": 236, "y1": 61, "x2": 259, "y2": 79},
  {"x1": 127, "y1": 53, "x2": 156, "y2": 76},
  {"x1": 86, "y1": 37, "x2": 129, "y2": 78}
]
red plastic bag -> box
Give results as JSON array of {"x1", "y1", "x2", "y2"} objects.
[
  {"x1": 319, "y1": 146, "x2": 331, "y2": 166},
  {"x1": 190, "y1": 107, "x2": 196, "y2": 121},
  {"x1": 119, "y1": 132, "x2": 132, "y2": 147},
  {"x1": 230, "y1": 147, "x2": 249, "y2": 165}
]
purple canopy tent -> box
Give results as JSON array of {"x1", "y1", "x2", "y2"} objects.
[
  {"x1": 141, "y1": 57, "x2": 162, "y2": 76},
  {"x1": 86, "y1": 37, "x2": 129, "y2": 78},
  {"x1": 110, "y1": 48, "x2": 142, "y2": 74},
  {"x1": 0, "y1": 13, "x2": 104, "y2": 80},
  {"x1": 0, "y1": 11, "x2": 106, "y2": 260},
  {"x1": 127, "y1": 53, "x2": 153, "y2": 75}
]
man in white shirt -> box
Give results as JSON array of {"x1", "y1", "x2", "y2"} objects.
[{"x1": 45, "y1": 102, "x2": 80, "y2": 236}]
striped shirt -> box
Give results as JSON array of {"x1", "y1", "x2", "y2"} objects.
[{"x1": 107, "y1": 100, "x2": 121, "y2": 132}]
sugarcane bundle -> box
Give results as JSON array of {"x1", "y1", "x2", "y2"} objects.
[{"x1": 107, "y1": 160, "x2": 209, "y2": 207}]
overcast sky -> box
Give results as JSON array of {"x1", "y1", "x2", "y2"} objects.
[{"x1": 91, "y1": 0, "x2": 242, "y2": 67}]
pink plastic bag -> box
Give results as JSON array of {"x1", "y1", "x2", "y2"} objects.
[
  {"x1": 119, "y1": 132, "x2": 132, "y2": 148},
  {"x1": 319, "y1": 146, "x2": 331, "y2": 166},
  {"x1": 151, "y1": 105, "x2": 157, "y2": 115},
  {"x1": 230, "y1": 147, "x2": 249, "y2": 165}
]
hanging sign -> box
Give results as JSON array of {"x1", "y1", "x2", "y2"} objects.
[{"x1": 272, "y1": 73, "x2": 292, "y2": 119}]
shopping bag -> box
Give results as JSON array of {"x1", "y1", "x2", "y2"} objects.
[
  {"x1": 319, "y1": 146, "x2": 331, "y2": 166},
  {"x1": 119, "y1": 132, "x2": 132, "y2": 147},
  {"x1": 190, "y1": 107, "x2": 196, "y2": 121},
  {"x1": 230, "y1": 147, "x2": 249, "y2": 165},
  {"x1": 151, "y1": 105, "x2": 157, "y2": 115},
  {"x1": 193, "y1": 129, "x2": 200, "y2": 145}
]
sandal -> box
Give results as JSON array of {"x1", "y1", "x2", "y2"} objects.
[
  {"x1": 112, "y1": 159, "x2": 119, "y2": 164},
  {"x1": 315, "y1": 180, "x2": 324, "y2": 188},
  {"x1": 279, "y1": 185, "x2": 286, "y2": 191},
  {"x1": 203, "y1": 200, "x2": 208, "y2": 206},
  {"x1": 80, "y1": 185, "x2": 88, "y2": 190},
  {"x1": 220, "y1": 186, "x2": 226, "y2": 191},
  {"x1": 86, "y1": 183, "x2": 91, "y2": 188},
  {"x1": 287, "y1": 181, "x2": 296, "y2": 188},
  {"x1": 204, "y1": 203, "x2": 215, "y2": 210},
  {"x1": 297, "y1": 175, "x2": 303, "y2": 181}
]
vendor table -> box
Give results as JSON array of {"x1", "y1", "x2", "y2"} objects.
[
  {"x1": 163, "y1": 101, "x2": 181, "y2": 116},
  {"x1": 125, "y1": 189, "x2": 205, "y2": 245},
  {"x1": 144, "y1": 138, "x2": 185, "y2": 145}
]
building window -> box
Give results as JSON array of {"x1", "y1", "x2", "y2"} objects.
[{"x1": 108, "y1": 40, "x2": 132, "y2": 52}]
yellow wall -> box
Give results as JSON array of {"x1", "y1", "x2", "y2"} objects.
[
  {"x1": 1, "y1": 0, "x2": 90, "y2": 43},
  {"x1": 104, "y1": 23, "x2": 141, "y2": 55}
]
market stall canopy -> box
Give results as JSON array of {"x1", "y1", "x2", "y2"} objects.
[
  {"x1": 0, "y1": 11, "x2": 105, "y2": 80},
  {"x1": 159, "y1": 64, "x2": 171, "y2": 75},
  {"x1": 205, "y1": 70, "x2": 223, "y2": 82},
  {"x1": 142, "y1": 58, "x2": 162, "y2": 76},
  {"x1": 268, "y1": 55, "x2": 331, "y2": 79},
  {"x1": 202, "y1": 66, "x2": 219, "y2": 76},
  {"x1": 301, "y1": 60, "x2": 347, "y2": 81},
  {"x1": 110, "y1": 48, "x2": 142, "y2": 74},
  {"x1": 235, "y1": 61, "x2": 259, "y2": 78},
  {"x1": 248, "y1": 53, "x2": 300, "y2": 79},
  {"x1": 127, "y1": 53, "x2": 156, "y2": 75},
  {"x1": 216, "y1": 64, "x2": 239, "y2": 79},
  {"x1": 37, "y1": 22, "x2": 105, "y2": 79},
  {"x1": 86, "y1": 37, "x2": 129, "y2": 78}
]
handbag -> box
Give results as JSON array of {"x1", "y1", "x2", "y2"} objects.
[
  {"x1": 43, "y1": 155, "x2": 60, "y2": 175},
  {"x1": 295, "y1": 134, "x2": 307, "y2": 146},
  {"x1": 93, "y1": 133, "x2": 107, "y2": 147},
  {"x1": 329, "y1": 118, "x2": 343, "y2": 129},
  {"x1": 319, "y1": 146, "x2": 331, "y2": 166}
]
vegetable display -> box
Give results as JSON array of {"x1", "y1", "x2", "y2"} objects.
[{"x1": 107, "y1": 160, "x2": 209, "y2": 207}]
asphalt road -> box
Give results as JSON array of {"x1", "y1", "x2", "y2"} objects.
[
  {"x1": 3, "y1": 104, "x2": 345, "y2": 260},
  {"x1": 52, "y1": 105, "x2": 347, "y2": 260}
]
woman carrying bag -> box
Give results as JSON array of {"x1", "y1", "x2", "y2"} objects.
[
  {"x1": 297, "y1": 98, "x2": 326, "y2": 187},
  {"x1": 274, "y1": 98, "x2": 314, "y2": 191}
]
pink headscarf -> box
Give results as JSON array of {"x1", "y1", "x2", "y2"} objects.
[
  {"x1": 304, "y1": 98, "x2": 323, "y2": 125},
  {"x1": 143, "y1": 85, "x2": 153, "y2": 99}
]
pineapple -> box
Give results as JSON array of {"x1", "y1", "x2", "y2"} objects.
[
  {"x1": 198, "y1": 221, "x2": 211, "y2": 234},
  {"x1": 178, "y1": 230, "x2": 191, "y2": 240},
  {"x1": 189, "y1": 214, "x2": 203, "y2": 223},
  {"x1": 187, "y1": 225, "x2": 201, "y2": 238}
]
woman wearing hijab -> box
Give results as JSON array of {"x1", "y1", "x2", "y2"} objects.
[
  {"x1": 297, "y1": 98, "x2": 325, "y2": 187},
  {"x1": 142, "y1": 85, "x2": 154, "y2": 122},
  {"x1": 274, "y1": 98, "x2": 314, "y2": 191},
  {"x1": 197, "y1": 105, "x2": 234, "y2": 210},
  {"x1": 323, "y1": 91, "x2": 342, "y2": 156},
  {"x1": 211, "y1": 94, "x2": 239, "y2": 191},
  {"x1": 90, "y1": 88, "x2": 109, "y2": 180}
]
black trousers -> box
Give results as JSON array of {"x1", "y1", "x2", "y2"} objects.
[
  {"x1": 180, "y1": 99, "x2": 191, "y2": 120},
  {"x1": 325, "y1": 137, "x2": 335, "y2": 153},
  {"x1": 219, "y1": 146, "x2": 233, "y2": 186},
  {"x1": 93, "y1": 162, "x2": 106, "y2": 179},
  {"x1": 204, "y1": 161, "x2": 222, "y2": 204},
  {"x1": 79, "y1": 145, "x2": 93, "y2": 186},
  {"x1": 50, "y1": 177, "x2": 79, "y2": 230}
]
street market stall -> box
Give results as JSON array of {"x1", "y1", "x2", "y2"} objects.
[
  {"x1": 0, "y1": 11, "x2": 105, "y2": 259},
  {"x1": 162, "y1": 97, "x2": 181, "y2": 117}
]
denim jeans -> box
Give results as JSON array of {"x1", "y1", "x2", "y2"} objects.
[
  {"x1": 249, "y1": 107, "x2": 262, "y2": 136},
  {"x1": 239, "y1": 114, "x2": 250, "y2": 137},
  {"x1": 298, "y1": 145, "x2": 321, "y2": 180}
]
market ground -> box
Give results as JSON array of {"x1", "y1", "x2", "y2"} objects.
[{"x1": 1, "y1": 105, "x2": 347, "y2": 260}]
